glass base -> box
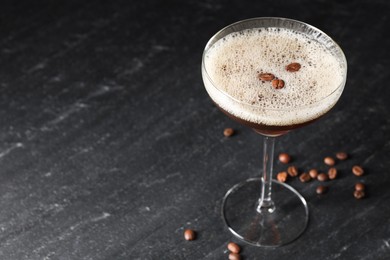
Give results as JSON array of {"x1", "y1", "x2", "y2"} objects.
[{"x1": 222, "y1": 178, "x2": 309, "y2": 247}]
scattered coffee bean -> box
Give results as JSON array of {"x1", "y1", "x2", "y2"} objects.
[
  {"x1": 354, "y1": 190, "x2": 365, "y2": 199},
  {"x1": 223, "y1": 128, "x2": 234, "y2": 137},
  {"x1": 317, "y1": 173, "x2": 329, "y2": 182},
  {"x1": 336, "y1": 152, "x2": 348, "y2": 160},
  {"x1": 309, "y1": 169, "x2": 318, "y2": 179},
  {"x1": 328, "y1": 167, "x2": 338, "y2": 180},
  {"x1": 227, "y1": 242, "x2": 241, "y2": 254},
  {"x1": 272, "y1": 79, "x2": 285, "y2": 89},
  {"x1": 324, "y1": 156, "x2": 335, "y2": 166},
  {"x1": 355, "y1": 182, "x2": 365, "y2": 191},
  {"x1": 299, "y1": 172, "x2": 311, "y2": 183},
  {"x1": 352, "y1": 165, "x2": 364, "y2": 176},
  {"x1": 277, "y1": 171, "x2": 288, "y2": 183},
  {"x1": 286, "y1": 62, "x2": 301, "y2": 72},
  {"x1": 229, "y1": 253, "x2": 241, "y2": 260},
  {"x1": 316, "y1": 185, "x2": 328, "y2": 194},
  {"x1": 258, "y1": 72, "x2": 275, "y2": 81},
  {"x1": 278, "y1": 153, "x2": 291, "y2": 164},
  {"x1": 287, "y1": 165, "x2": 299, "y2": 177},
  {"x1": 184, "y1": 229, "x2": 196, "y2": 241}
]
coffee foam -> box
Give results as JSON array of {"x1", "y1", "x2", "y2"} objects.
[{"x1": 202, "y1": 28, "x2": 346, "y2": 126}]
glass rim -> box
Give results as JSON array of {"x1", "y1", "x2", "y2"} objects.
[{"x1": 201, "y1": 17, "x2": 348, "y2": 111}]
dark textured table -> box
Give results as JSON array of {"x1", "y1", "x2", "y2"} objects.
[{"x1": 0, "y1": 1, "x2": 389, "y2": 259}]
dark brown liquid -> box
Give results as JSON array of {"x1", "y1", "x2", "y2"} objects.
[{"x1": 214, "y1": 102, "x2": 326, "y2": 137}]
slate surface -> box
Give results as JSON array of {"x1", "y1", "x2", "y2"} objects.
[{"x1": 0, "y1": 0, "x2": 389, "y2": 259}]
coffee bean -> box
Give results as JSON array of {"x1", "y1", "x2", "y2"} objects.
[
  {"x1": 355, "y1": 182, "x2": 365, "y2": 191},
  {"x1": 352, "y1": 165, "x2": 364, "y2": 176},
  {"x1": 286, "y1": 62, "x2": 301, "y2": 72},
  {"x1": 227, "y1": 242, "x2": 241, "y2": 254},
  {"x1": 278, "y1": 153, "x2": 291, "y2": 164},
  {"x1": 354, "y1": 190, "x2": 365, "y2": 199},
  {"x1": 184, "y1": 229, "x2": 196, "y2": 241},
  {"x1": 229, "y1": 253, "x2": 241, "y2": 260},
  {"x1": 272, "y1": 79, "x2": 285, "y2": 89},
  {"x1": 309, "y1": 169, "x2": 318, "y2": 179},
  {"x1": 287, "y1": 165, "x2": 298, "y2": 177},
  {"x1": 299, "y1": 172, "x2": 311, "y2": 183},
  {"x1": 223, "y1": 128, "x2": 234, "y2": 137},
  {"x1": 336, "y1": 152, "x2": 348, "y2": 160},
  {"x1": 317, "y1": 173, "x2": 328, "y2": 182},
  {"x1": 328, "y1": 167, "x2": 338, "y2": 180},
  {"x1": 316, "y1": 185, "x2": 328, "y2": 194},
  {"x1": 258, "y1": 72, "x2": 275, "y2": 81},
  {"x1": 324, "y1": 157, "x2": 335, "y2": 166},
  {"x1": 277, "y1": 171, "x2": 288, "y2": 183}
]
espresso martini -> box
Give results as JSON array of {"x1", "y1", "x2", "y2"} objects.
[{"x1": 202, "y1": 27, "x2": 346, "y2": 136}]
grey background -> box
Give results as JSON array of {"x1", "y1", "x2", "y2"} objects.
[{"x1": 0, "y1": 0, "x2": 389, "y2": 259}]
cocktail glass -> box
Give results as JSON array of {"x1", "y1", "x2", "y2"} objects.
[{"x1": 201, "y1": 17, "x2": 347, "y2": 247}]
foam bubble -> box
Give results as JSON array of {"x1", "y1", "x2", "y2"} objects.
[{"x1": 203, "y1": 27, "x2": 346, "y2": 126}]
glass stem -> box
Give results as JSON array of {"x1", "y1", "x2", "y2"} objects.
[{"x1": 257, "y1": 136, "x2": 276, "y2": 213}]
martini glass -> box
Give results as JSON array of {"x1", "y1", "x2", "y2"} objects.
[{"x1": 201, "y1": 17, "x2": 347, "y2": 247}]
